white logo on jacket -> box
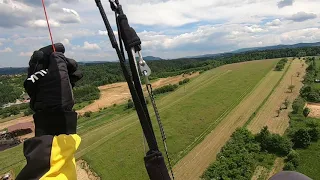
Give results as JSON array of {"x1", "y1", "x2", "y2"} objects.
[{"x1": 27, "y1": 70, "x2": 48, "y2": 83}]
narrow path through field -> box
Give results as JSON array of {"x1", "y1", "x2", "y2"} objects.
[
  {"x1": 247, "y1": 59, "x2": 306, "y2": 135},
  {"x1": 173, "y1": 59, "x2": 283, "y2": 180}
]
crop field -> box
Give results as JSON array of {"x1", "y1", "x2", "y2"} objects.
[{"x1": 1, "y1": 59, "x2": 278, "y2": 179}]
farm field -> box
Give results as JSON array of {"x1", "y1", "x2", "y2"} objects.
[
  {"x1": 247, "y1": 59, "x2": 306, "y2": 135},
  {"x1": 78, "y1": 59, "x2": 278, "y2": 179},
  {"x1": 1, "y1": 59, "x2": 277, "y2": 179},
  {"x1": 77, "y1": 72, "x2": 199, "y2": 114},
  {"x1": 173, "y1": 59, "x2": 286, "y2": 179}
]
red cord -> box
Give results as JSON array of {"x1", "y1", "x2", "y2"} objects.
[{"x1": 41, "y1": 0, "x2": 56, "y2": 52}]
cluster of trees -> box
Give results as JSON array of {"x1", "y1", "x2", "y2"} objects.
[
  {"x1": 202, "y1": 128, "x2": 259, "y2": 180},
  {"x1": 0, "y1": 103, "x2": 32, "y2": 118},
  {"x1": 284, "y1": 86, "x2": 320, "y2": 170},
  {"x1": 284, "y1": 150, "x2": 300, "y2": 170},
  {"x1": 292, "y1": 97, "x2": 306, "y2": 115},
  {"x1": 153, "y1": 84, "x2": 179, "y2": 95},
  {"x1": 256, "y1": 127, "x2": 292, "y2": 156},
  {"x1": 0, "y1": 76, "x2": 25, "y2": 107},
  {"x1": 202, "y1": 127, "x2": 293, "y2": 180},
  {"x1": 73, "y1": 85, "x2": 100, "y2": 104},
  {"x1": 178, "y1": 78, "x2": 190, "y2": 85},
  {"x1": 275, "y1": 58, "x2": 288, "y2": 71},
  {"x1": 300, "y1": 57, "x2": 320, "y2": 102}
]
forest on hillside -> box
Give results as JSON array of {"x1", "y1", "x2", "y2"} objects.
[{"x1": 0, "y1": 46, "x2": 320, "y2": 113}]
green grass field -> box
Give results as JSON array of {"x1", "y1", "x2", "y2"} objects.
[
  {"x1": 296, "y1": 140, "x2": 320, "y2": 180},
  {"x1": 79, "y1": 60, "x2": 277, "y2": 179},
  {"x1": 289, "y1": 115, "x2": 320, "y2": 180},
  {"x1": 0, "y1": 59, "x2": 277, "y2": 179}
]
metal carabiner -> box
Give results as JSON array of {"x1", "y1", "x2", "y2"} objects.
[{"x1": 138, "y1": 51, "x2": 151, "y2": 77}]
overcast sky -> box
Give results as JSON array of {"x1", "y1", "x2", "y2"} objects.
[{"x1": 0, "y1": 0, "x2": 319, "y2": 67}]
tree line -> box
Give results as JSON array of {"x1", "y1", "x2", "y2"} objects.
[
  {"x1": 1, "y1": 46, "x2": 320, "y2": 114},
  {"x1": 202, "y1": 127, "x2": 292, "y2": 180},
  {"x1": 300, "y1": 57, "x2": 320, "y2": 102},
  {"x1": 274, "y1": 58, "x2": 288, "y2": 71}
]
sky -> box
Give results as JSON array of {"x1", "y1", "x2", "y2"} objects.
[{"x1": 0, "y1": 0, "x2": 319, "y2": 67}]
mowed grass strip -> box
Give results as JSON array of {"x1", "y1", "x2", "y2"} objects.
[{"x1": 81, "y1": 60, "x2": 277, "y2": 180}]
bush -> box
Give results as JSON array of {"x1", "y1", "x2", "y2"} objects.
[
  {"x1": 153, "y1": 84, "x2": 178, "y2": 95},
  {"x1": 73, "y1": 85, "x2": 100, "y2": 104},
  {"x1": 126, "y1": 99, "x2": 134, "y2": 110},
  {"x1": 303, "y1": 108, "x2": 310, "y2": 117},
  {"x1": 84, "y1": 111, "x2": 92, "y2": 118},
  {"x1": 292, "y1": 98, "x2": 306, "y2": 114},
  {"x1": 308, "y1": 127, "x2": 320, "y2": 142},
  {"x1": 292, "y1": 128, "x2": 311, "y2": 148},
  {"x1": 286, "y1": 150, "x2": 300, "y2": 167},
  {"x1": 256, "y1": 126, "x2": 292, "y2": 156},
  {"x1": 179, "y1": 78, "x2": 190, "y2": 85},
  {"x1": 283, "y1": 162, "x2": 296, "y2": 171},
  {"x1": 23, "y1": 107, "x2": 34, "y2": 116},
  {"x1": 274, "y1": 58, "x2": 288, "y2": 71}
]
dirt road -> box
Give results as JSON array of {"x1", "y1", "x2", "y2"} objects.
[
  {"x1": 0, "y1": 116, "x2": 33, "y2": 131},
  {"x1": 173, "y1": 60, "x2": 283, "y2": 179},
  {"x1": 247, "y1": 60, "x2": 306, "y2": 135},
  {"x1": 77, "y1": 73, "x2": 199, "y2": 115}
]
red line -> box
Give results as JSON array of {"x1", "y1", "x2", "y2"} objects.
[{"x1": 41, "y1": 0, "x2": 56, "y2": 52}]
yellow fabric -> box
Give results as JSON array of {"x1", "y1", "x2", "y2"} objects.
[{"x1": 40, "y1": 134, "x2": 81, "y2": 180}]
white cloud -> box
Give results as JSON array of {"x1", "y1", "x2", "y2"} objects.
[
  {"x1": 0, "y1": 47, "x2": 12, "y2": 53},
  {"x1": 19, "y1": 51, "x2": 33, "y2": 56},
  {"x1": 61, "y1": 38, "x2": 71, "y2": 46},
  {"x1": 281, "y1": 28, "x2": 320, "y2": 43},
  {"x1": 1, "y1": 0, "x2": 320, "y2": 67},
  {"x1": 28, "y1": 19, "x2": 60, "y2": 28},
  {"x1": 0, "y1": 42, "x2": 2, "y2": 46},
  {"x1": 0, "y1": 0, "x2": 33, "y2": 28},
  {"x1": 98, "y1": 30, "x2": 108, "y2": 35},
  {"x1": 98, "y1": 30, "x2": 118, "y2": 36},
  {"x1": 83, "y1": 41, "x2": 101, "y2": 50},
  {"x1": 59, "y1": 8, "x2": 81, "y2": 23},
  {"x1": 266, "y1": 19, "x2": 282, "y2": 26},
  {"x1": 244, "y1": 25, "x2": 265, "y2": 33}
]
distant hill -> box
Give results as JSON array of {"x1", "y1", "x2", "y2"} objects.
[
  {"x1": 0, "y1": 67, "x2": 27, "y2": 75},
  {"x1": 143, "y1": 56, "x2": 163, "y2": 61},
  {"x1": 233, "y1": 42, "x2": 320, "y2": 53},
  {"x1": 185, "y1": 42, "x2": 320, "y2": 59}
]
